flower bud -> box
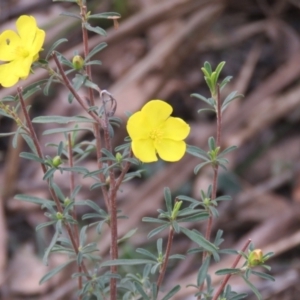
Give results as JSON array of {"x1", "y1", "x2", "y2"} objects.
[
  {"x1": 116, "y1": 152, "x2": 122, "y2": 163},
  {"x1": 64, "y1": 197, "x2": 71, "y2": 207},
  {"x1": 248, "y1": 249, "x2": 263, "y2": 266},
  {"x1": 52, "y1": 155, "x2": 62, "y2": 168},
  {"x1": 72, "y1": 55, "x2": 84, "y2": 70}
]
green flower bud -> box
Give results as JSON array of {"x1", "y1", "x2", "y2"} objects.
[
  {"x1": 72, "y1": 55, "x2": 84, "y2": 70},
  {"x1": 116, "y1": 152, "x2": 122, "y2": 163},
  {"x1": 171, "y1": 200, "x2": 182, "y2": 219},
  {"x1": 52, "y1": 155, "x2": 62, "y2": 168},
  {"x1": 64, "y1": 197, "x2": 71, "y2": 207},
  {"x1": 248, "y1": 249, "x2": 263, "y2": 267},
  {"x1": 56, "y1": 212, "x2": 64, "y2": 220}
]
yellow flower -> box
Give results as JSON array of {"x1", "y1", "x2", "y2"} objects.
[
  {"x1": 126, "y1": 100, "x2": 190, "y2": 163},
  {"x1": 0, "y1": 15, "x2": 45, "y2": 87}
]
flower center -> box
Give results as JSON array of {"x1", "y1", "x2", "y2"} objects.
[
  {"x1": 149, "y1": 128, "x2": 163, "y2": 143},
  {"x1": 14, "y1": 46, "x2": 30, "y2": 58}
]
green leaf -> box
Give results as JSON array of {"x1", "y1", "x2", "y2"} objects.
[
  {"x1": 19, "y1": 152, "x2": 44, "y2": 163},
  {"x1": 84, "y1": 22, "x2": 106, "y2": 36},
  {"x1": 0, "y1": 132, "x2": 16, "y2": 137},
  {"x1": 197, "y1": 256, "x2": 210, "y2": 286},
  {"x1": 40, "y1": 259, "x2": 75, "y2": 284},
  {"x1": 88, "y1": 12, "x2": 121, "y2": 19},
  {"x1": 117, "y1": 228, "x2": 137, "y2": 244},
  {"x1": 33, "y1": 115, "x2": 95, "y2": 124},
  {"x1": 161, "y1": 285, "x2": 180, "y2": 300},
  {"x1": 164, "y1": 187, "x2": 172, "y2": 214},
  {"x1": 242, "y1": 275, "x2": 262, "y2": 300},
  {"x1": 136, "y1": 248, "x2": 157, "y2": 260},
  {"x1": 215, "y1": 268, "x2": 241, "y2": 275},
  {"x1": 214, "y1": 61, "x2": 226, "y2": 83},
  {"x1": 142, "y1": 217, "x2": 168, "y2": 224},
  {"x1": 134, "y1": 282, "x2": 150, "y2": 300},
  {"x1": 85, "y1": 42, "x2": 107, "y2": 61},
  {"x1": 251, "y1": 270, "x2": 275, "y2": 281},
  {"x1": 15, "y1": 194, "x2": 54, "y2": 206},
  {"x1": 186, "y1": 145, "x2": 209, "y2": 160},
  {"x1": 191, "y1": 93, "x2": 213, "y2": 106},
  {"x1": 178, "y1": 212, "x2": 209, "y2": 223},
  {"x1": 180, "y1": 227, "x2": 218, "y2": 253},
  {"x1": 220, "y1": 75, "x2": 232, "y2": 90},
  {"x1": 60, "y1": 11, "x2": 81, "y2": 19},
  {"x1": 100, "y1": 259, "x2": 156, "y2": 267},
  {"x1": 148, "y1": 224, "x2": 169, "y2": 239},
  {"x1": 46, "y1": 38, "x2": 68, "y2": 59},
  {"x1": 194, "y1": 161, "x2": 211, "y2": 174},
  {"x1": 61, "y1": 166, "x2": 89, "y2": 174},
  {"x1": 43, "y1": 127, "x2": 93, "y2": 135},
  {"x1": 43, "y1": 230, "x2": 59, "y2": 266}
]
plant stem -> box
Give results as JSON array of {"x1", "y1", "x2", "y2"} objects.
[
  {"x1": 67, "y1": 133, "x2": 82, "y2": 295},
  {"x1": 17, "y1": 88, "x2": 90, "y2": 283},
  {"x1": 199, "y1": 85, "x2": 222, "y2": 297},
  {"x1": 212, "y1": 239, "x2": 252, "y2": 300},
  {"x1": 157, "y1": 227, "x2": 175, "y2": 289}
]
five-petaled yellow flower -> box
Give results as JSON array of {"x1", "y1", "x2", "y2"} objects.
[
  {"x1": 0, "y1": 15, "x2": 45, "y2": 87},
  {"x1": 127, "y1": 100, "x2": 190, "y2": 163}
]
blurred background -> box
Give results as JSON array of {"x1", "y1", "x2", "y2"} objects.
[{"x1": 1, "y1": 0, "x2": 300, "y2": 299}]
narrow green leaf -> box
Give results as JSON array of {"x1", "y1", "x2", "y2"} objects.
[
  {"x1": 84, "y1": 23, "x2": 106, "y2": 36},
  {"x1": 191, "y1": 93, "x2": 213, "y2": 106},
  {"x1": 180, "y1": 227, "x2": 218, "y2": 253},
  {"x1": 15, "y1": 194, "x2": 54, "y2": 206},
  {"x1": 251, "y1": 270, "x2": 275, "y2": 281},
  {"x1": 117, "y1": 228, "x2": 137, "y2": 243},
  {"x1": 136, "y1": 248, "x2": 157, "y2": 260},
  {"x1": 43, "y1": 230, "x2": 59, "y2": 266},
  {"x1": 40, "y1": 259, "x2": 75, "y2": 284},
  {"x1": 46, "y1": 38, "x2": 68, "y2": 59},
  {"x1": 88, "y1": 12, "x2": 121, "y2": 19},
  {"x1": 242, "y1": 275, "x2": 262, "y2": 300},
  {"x1": 215, "y1": 268, "x2": 241, "y2": 276},
  {"x1": 33, "y1": 115, "x2": 95, "y2": 124},
  {"x1": 197, "y1": 256, "x2": 210, "y2": 286},
  {"x1": 148, "y1": 224, "x2": 169, "y2": 239},
  {"x1": 186, "y1": 145, "x2": 209, "y2": 160},
  {"x1": 134, "y1": 282, "x2": 150, "y2": 300},
  {"x1": 60, "y1": 11, "x2": 81, "y2": 19},
  {"x1": 42, "y1": 125, "x2": 90, "y2": 134},
  {"x1": 142, "y1": 217, "x2": 168, "y2": 224},
  {"x1": 164, "y1": 187, "x2": 172, "y2": 214},
  {"x1": 161, "y1": 285, "x2": 181, "y2": 300},
  {"x1": 0, "y1": 132, "x2": 16, "y2": 137},
  {"x1": 194, "y1": 161, "x2": 211, "y2": 174},
  {"x1": 100, "y1": 259, "x2": 156, "y2": 267},
  {"x1": 178, "y1": 212, "x2": 209, "y2": 223},
  {"x1": 85, "y1": 42, "x2": 107, "y2": 61},
  {"x1": 19, "y1": 152, "x2": 44, "y2": 163}
]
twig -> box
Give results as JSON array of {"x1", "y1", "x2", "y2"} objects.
[
  {"x1": 17, "y1": 87, "x2": 91, "y2": 281},
  {"x1": 157, "y1": 227, "x2": 175, "y2": 289},
  {"x1": 212, "y1": 239, "x2": 251, "y2": 300}
]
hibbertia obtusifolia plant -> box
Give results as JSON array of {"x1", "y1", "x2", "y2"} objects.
[{"x1": 0, "y1": 0, "x2": 274, "y2": 299}]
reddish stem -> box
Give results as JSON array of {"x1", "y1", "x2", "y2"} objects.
[
  {"x1": 212, "y1": 240, "x2": 252, "y2": 300},
  {"x1": 157, "y1": 227, "x2": 175, "y2": 288}
]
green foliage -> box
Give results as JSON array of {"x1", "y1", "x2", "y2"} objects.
[{"x1": 0, "y1": 1, "x2": 275, "y2": 299}]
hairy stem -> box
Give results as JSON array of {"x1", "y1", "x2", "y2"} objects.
[
  {"x1": 157, "y1": 227, "x2": 174, "y2": 289},
  {"x1": 212, "y1": 239, "x2": 252, "y2": 300},
  {"x1": 17, "y1": 88, "x2": 90, "y2": 282},
  {"x1": 199, "y1": 85, "x2": 222, "y2": 296}
]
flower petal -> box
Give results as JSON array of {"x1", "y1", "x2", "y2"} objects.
[
  {"x1": 0, "y1": 30, "x2": 21, "y2": 61},
  {"x1": 141, "y1": 100, "x2": 172, "y2": 128},
  {"x1": 0, "y1": 62, "x2": 19, "y2": 87},
  {"x1": 16, "y1": 16, "x2": 38, "y2": 48},
  {"x1": 30, "y1": 28, "x2": 45, "y2": 57},
  {"x1": 132, "y1": 139, "x2": 158, "y2": 162},
  {"x1": 155, "y1": 139, "x2": 186, "y2": 162},
  {"x1": 127, "y1": 111, "x2": 152, "y2": 140},
  {"x1": 16, "y1": 56, "x2": 33, "y2": 78},
  {"x1": 161, "y1": 117, "x2": 190, "y2": 141}
]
